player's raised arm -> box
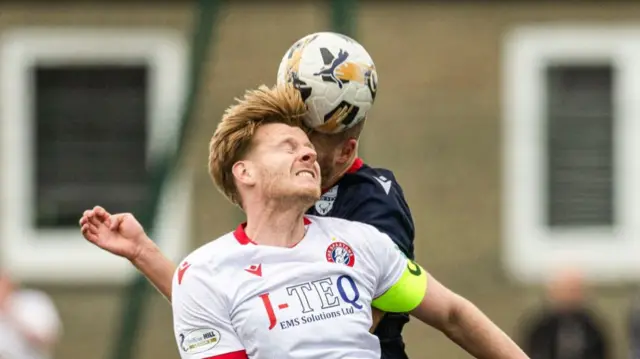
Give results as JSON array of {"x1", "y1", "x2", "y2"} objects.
[
  {"x1": 132, "y1": 245, "x2": 176, "y2": 301},
  {"x1": 172, "y1": 259, "x2": 247, "y2": 359},
  {"x1": 364, "y1": 226, "x2": 529, "y2": 359},
  {"x1": 79, "y1": 206, "x2": 175, "y2": 300}
]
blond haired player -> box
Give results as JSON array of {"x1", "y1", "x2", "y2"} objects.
[
  {"x1": 80, "y1": 85, "x2": 528, "y2": 359},
  {"x1": 84, "y1": 32, "x2": 413, "y2": 359}
]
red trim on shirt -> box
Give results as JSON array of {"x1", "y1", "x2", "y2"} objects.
[
  {"x1": 347, "y1": 157, "x2": 364, "y2": 174},
  {"x1": 203, "y1": 350, "x2": 248, "y2": 359},
  {"x1": 233, "y1": 223, "x2": 253, "y2": 245},
  {"x1": 234, "y1": 217, "x2": 312, "y2": 246}
]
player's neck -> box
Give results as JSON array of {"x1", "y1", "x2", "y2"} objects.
[
  {"x1": 323, "y1": 155, "x2": 357, "y2": 190},
  {"x1": 244, "y1": 204, "x2": 307, "y2": 247}
]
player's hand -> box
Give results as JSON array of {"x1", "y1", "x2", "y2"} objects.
[{"x1": 79, "y1": 206, "x2": 150, "y2": 262}]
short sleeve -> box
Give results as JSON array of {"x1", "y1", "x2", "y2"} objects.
[
  {"x1": 358, "y1": 224, "x2": 408, "y2": 298},
  {"x1": 172, "y1": 260, "x2": 247, "y2": 359}
]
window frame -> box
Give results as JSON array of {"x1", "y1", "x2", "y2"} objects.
[
  {"x1": 502, "y1": 25, "x2": 640, "y2": 283},
  {"x1": 0, "y1": 28, "x2": 191, "y2": 284}
]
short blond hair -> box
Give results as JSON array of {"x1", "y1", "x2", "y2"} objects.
[
  {"x1": 309, "y1": 119, "x2": 366, "y2": 148},
  {"x1": 209, "y1": 84, "x2": 307, "y2": 206}
]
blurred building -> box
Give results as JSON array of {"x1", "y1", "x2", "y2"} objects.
[{"x1": 0, "y1": 1, "x2": 639, "y2": 358}]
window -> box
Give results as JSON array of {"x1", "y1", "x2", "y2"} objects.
[
  {"x1": 502, "y1": 26, "x2": 640, "y2": 283},
  {"x1": 545, "y1": 65, "x2": 615, "y2": 228},
  {"x1": 35, "y1": 65, "x2": 149, "y2": 228},
  {"x1": 0, "y1": 28, "x2": 190, "y2": 283}
]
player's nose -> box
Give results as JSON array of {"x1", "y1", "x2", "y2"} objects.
[{"x1": 299, "y1": 146, "x2": 317, "y2": 165}]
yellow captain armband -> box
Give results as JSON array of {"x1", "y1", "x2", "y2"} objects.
[{"x1": 372, "y1": 259, "x2": 427, "y2": 313}]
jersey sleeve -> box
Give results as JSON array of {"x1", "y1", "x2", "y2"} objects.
[
  {"x1": 344, "y1": 171, "x2": 415, "y2": 259},
  {"x1": 358, "y1": 223, "x2": 428, "y2": 313},
  {"x1": 172, "y1": 260, "x2": 247, "y2": 359},
  {"x1": 358, "y1": 224, "x2": 408, "y2": 298}
]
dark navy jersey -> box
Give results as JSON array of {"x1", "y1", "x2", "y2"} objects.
[{"x1": 306, "y1": 157, "x2": 415, "y2": 359}]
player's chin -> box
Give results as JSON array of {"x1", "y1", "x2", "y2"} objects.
[{"x1": 292, "y1": 184, "x2": 321, "y2": 203}]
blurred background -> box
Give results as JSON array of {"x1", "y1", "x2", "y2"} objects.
[{"x1": 1, "y1": 0, "x2": 639, "y2": 358}]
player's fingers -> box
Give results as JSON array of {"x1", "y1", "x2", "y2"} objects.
[
  {"x1": 85, "y1": 210, "x2": 96, "y2": 223},
  {"x1": 81, "y1": 222, "x2": 97, "y2": 233},
  {"x1": 94, "y1": 206, "x2": 110, "y2": 221},
  {"x1": 88, "y1": 213, "x2": 102, "y2": 227},
  {"x1": 89, "y1": 224, "x2": 100, "y2": 235},
  {"x1": 84, "y1": 232, "x2": 99, "y2": 244},
  {"x1": 81, "y1": 225, "x2": 93, "y2": 238},
  {"x1": 100, "y1": 212, "x2": 113, "y2": 228},
  {"x1": 109, "y1": 214, "x2": 125, "y2": 231},
  {"x1": 82, "y1": 224, "x2": 101, "y2": 239},
  {"x1": 79, "y1": 216, "x2": 96, "y2": 230}
]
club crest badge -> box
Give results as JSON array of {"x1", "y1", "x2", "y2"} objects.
[
  {"x1": 314, "y1": 185, "x2": 338, "y2": 215},
  {"x1": 326, "y1": 241, "x2": 355, "y2": 267}
]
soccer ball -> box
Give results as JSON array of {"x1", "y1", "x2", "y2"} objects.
[{"x1": 277, "y1": 32, "x2": 378, "y2": 134}]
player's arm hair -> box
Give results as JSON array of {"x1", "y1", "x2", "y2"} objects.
[
  {"x1": 131, "y1": 245, "x2": 176, "y2": 302},
  {"x1": 410, "y1": 272, "x2": 529, "y2": 359},
  {"x1": 372, "y1": 260, "x2": 527, "y2": 358}
]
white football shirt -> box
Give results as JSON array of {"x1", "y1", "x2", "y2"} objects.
[{"x1": 172, "y1": 216, "x2": 408, "y2": 359}]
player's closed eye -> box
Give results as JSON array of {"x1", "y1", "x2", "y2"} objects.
[
  {"x1": 284, "y1": 144, "x2": 296, "y2": 154},
  {"x1": 279, "y1": 139, "x2": 299, "y2": 154}
]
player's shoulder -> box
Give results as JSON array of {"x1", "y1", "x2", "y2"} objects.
[
  {"x1": 308, "y1": 216, "x2": 393, "y2": 262},
  {"x1": 176, "y1": 231, "x2": 240, "y2": 275},
  {"x1": 307, "y1": 215, "x2": 385, "y2": 240},
  {"x1": 343, "y1": 162, "x2": 402, "y2": 198},
  {"x1": 351, "y1": 163, "x2": 399, "y2": 183},
  {"x1": 359, "y1": 163, "x2": 398, "y2": 181}
]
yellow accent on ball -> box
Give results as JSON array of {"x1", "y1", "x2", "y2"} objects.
[{"x1": 372, "y1": 260, "x2": 427, "y2": 313}]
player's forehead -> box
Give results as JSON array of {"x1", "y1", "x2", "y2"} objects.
[{"x1": 254, "y1": 123, "x2": 312, "y2": 148}]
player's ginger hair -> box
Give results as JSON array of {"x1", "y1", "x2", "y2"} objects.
[{"x1": 208, "y1": 84, "x2": 307, "y2": 206}]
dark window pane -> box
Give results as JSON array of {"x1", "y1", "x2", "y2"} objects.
[
  {"x1": 34, "y1": 65, "x2": 149, "y2": 228},
  {"x1": 545, "y1": 65, "x2": 615, "y2": 228}
]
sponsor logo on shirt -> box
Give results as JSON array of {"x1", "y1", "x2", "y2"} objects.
[
  {"x1": 179, "y1": 328, "x2": 221, "y2": 353},
  {"x1": 325, "y1": 241, "x2": 355, "y2": 267},
  {"x1": 259, "y1": 275, "x2": 363, "y2": 331}
]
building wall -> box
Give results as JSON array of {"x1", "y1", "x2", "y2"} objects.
[
  {"x1": 355, "y1": 3, "x2": 640, "y2": 358},
  {"x1": 1, "y1": 2, "x2": 639, "y2": 358}
]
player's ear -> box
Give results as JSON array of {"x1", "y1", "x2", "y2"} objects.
[
  {"x1": 336, "y1": 139, "x2": 358, "y2": 165},
  {"x1": 232, "y1": 161, "x2": 257, "y2": 187}
]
